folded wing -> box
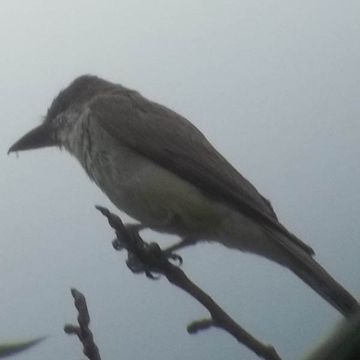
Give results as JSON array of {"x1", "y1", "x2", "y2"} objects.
[{"x1": 89, "y1": 89, "x2": 314, "y2": 256}]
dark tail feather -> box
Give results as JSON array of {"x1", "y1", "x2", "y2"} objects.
[{"x1": 277, "y1": 241, "x2": 359, "y2": 317}]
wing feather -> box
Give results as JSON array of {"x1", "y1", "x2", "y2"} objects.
[{"x1": 89, "y1": 90, "x2": 314, "y2": 256}]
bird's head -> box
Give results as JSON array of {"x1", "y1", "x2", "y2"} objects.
[{"x1": 8, "y1": 75, "x2": 112, "y2": 154}]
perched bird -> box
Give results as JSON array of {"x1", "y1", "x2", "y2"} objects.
[{"x1": 9, "y1": 75, "x2": 358, "y2": 316}]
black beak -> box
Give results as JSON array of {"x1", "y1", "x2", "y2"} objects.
[{"x1": 8, "y1": 123, "x2": 57, "y2": 154}]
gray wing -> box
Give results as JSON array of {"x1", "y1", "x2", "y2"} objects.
[{"x1": 89, "y1": 89, "x2": 314, "y2": 256}]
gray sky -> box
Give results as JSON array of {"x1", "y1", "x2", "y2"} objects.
[{"x1": 1, "y1": 1, "x2": 359, "y2": 359}]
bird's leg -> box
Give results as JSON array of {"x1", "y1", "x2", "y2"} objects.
[
  {"x1": 111, "y1": 221, "x2": 183, "y2": 275},
  {"x1": 163, "y1": 237, "x2": 197, "y2": 255},
  {"x1": 112, "y1": 221, "x2": 190, "y2": 271}
]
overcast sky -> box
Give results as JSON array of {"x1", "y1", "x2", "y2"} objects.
[{"x1": 1, "y1": 1, "x2": 359, "y2": 359}]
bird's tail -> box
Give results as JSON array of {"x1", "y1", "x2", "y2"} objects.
[
  {"x1": 271, "y1": 233, "x2": 359, "y2": 317},
  {"x1": 219, "y1": 212, "x2": 358, "y2": 316}
]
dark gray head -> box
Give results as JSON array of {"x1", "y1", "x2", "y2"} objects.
[{"x1": 8, "y1": 75, "x2": 115, "y2": 153}]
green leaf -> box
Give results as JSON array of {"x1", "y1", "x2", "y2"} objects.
[{"x1": 0, "y1": 337, "x2": 46, "y2": 358}]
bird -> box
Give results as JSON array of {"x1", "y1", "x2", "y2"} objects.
[{"x1": 9, "y1": 75, "x2": 359, "y2": 317}]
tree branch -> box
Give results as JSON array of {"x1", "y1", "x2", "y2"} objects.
[
  {"x1": 64, "y1": 288, "x2": 101, "y2": 360},
  {"x1": 96, "y1": 205, "x2": 282, "y2": 360}
]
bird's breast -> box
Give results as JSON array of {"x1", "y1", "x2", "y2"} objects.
[{"x1": 68, "y1": 117, "x2": 231, "y2": 238}]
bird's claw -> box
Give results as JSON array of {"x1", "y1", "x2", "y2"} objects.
[
  {"x1": 112, "y1": 238, "x2": 125, "y2": 251},
  {"x1": 167, "y1": 252, "x2": 183, "y2": 265},
  {"x1": 145, "y1": 271, "x2": 161, "y2": 280},
  {"x1": 111, "y1": 221, "x2": 183, "y2": 278},
  {"x1": 125, "y1": 250, "x2": 161, "y2": 279},
  {"x1": 147, "y1": 242, "x2": 183, "y2": 266},
  {"x1": 124, "y1": 242, "x2": 182, "y2": 279},
  {"x1": 126, "y1": 253, "x2": 147, "y2": 273}
]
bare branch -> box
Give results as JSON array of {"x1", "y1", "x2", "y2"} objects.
[
  {"x1": 96, "y1": 206, "x2": 282, "y2": 360},
  {"x1": 64, "y1": 288, "x2": 101, "y2": 360},
  {"x1": 187, "y1": 318, "x2": 214, "y2": 333}
]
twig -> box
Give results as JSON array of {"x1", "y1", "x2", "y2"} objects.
[
  {"x1": 64, "y1": 288, "x2": 101, "y2": 360},
  {"x1": 96, "y1": 206, "x2": 282, "y2": 360}
]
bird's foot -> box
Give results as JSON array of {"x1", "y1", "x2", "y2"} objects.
[
  {"x1": 112, "y1": 222, "x2": 182, "y2": 279},
  {"x1": 162, "y1": 237, "x2": 197, "y2": 255}
]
